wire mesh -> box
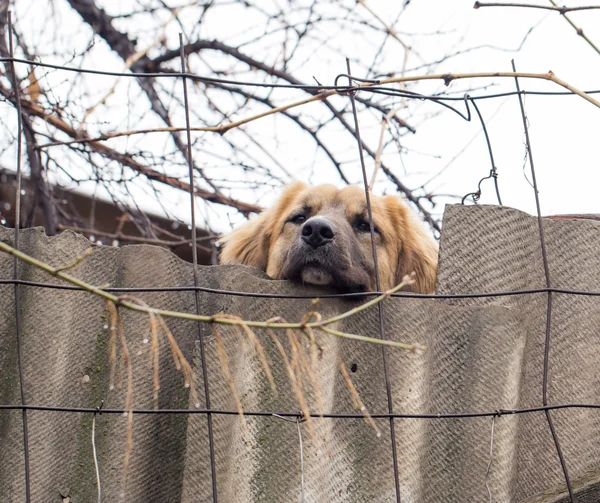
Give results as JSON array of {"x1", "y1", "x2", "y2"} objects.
[{"x1": 3, "y1": 10, "x2": 600, "y2": 503}]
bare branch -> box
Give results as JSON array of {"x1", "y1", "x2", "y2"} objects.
[
  {"x1": 474, "y1": 2, "x2": 600, "y2": 14},
  {"x1": 474, "y1": 1, "x2": 600, "y2": 56},
  {"x1": 0, "y1": 86, "x2": 261, "y2": 214},
  {"x1": 548, "y1": 0, "x2": 600, "y2": 57},
  {"x1": 144, "y1": 37, "x2": 417, "y2": 134},
  {"x1": 0, "y1": 239, "x2": 422, "y2": 351},
  {"x1": 66, "y1": 0, "x2": 223, "y2": 194}
]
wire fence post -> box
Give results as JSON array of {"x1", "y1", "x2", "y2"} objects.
[
  {"x1": 6, "y1": 10, "x2": 31, "y2": 503},
  {"x1": 345, "y1": 58, "x2": 402, "y2": 503},
  {"x1": 179, "y1": 33, "x2": 219, "y2": 503},
  {"x1": 512, "y1": 59, "x2": 574, "y2": 503}
]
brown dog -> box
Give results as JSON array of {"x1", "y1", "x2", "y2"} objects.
[{"x1": 219, "y1": 182, "x2": 438, "y2": 293}]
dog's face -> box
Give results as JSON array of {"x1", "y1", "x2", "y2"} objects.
[{"x1": 219, "y1": 182, "x2": 438, "y2": 293}]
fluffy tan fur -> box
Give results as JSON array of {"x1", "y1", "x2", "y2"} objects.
[{"x1": 220, "y1": 182, "x2": 438, "y2": 293}]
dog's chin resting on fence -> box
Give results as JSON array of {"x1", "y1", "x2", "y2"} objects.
[{"x1": 219, "y1": 182, "x2": 438, "y2": 294}]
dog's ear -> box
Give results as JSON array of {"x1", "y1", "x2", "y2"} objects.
[
  {"x1": 218, "y1": 213, "x2": 271, "y2": 270},
  {"x1": 219, "y1": 181, "x2": 307, "y2": 271},
  {"x1": 384, "y1": 196, "x2": 438, "y2": 294}
]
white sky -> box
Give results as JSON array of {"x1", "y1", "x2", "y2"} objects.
[
  {"x1": 6, "y1": 0, "x2": 600, "y2": 233},
  {"x1": 387, "y1": 0, "x2": 600, "y2": 217},
  {"x1": 295, "y1": 0, "x2": 600, "y2": 218}
]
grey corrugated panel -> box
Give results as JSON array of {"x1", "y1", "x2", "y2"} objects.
[{"x1": 1, "y1": 204, "x2": 599, "y2": 502}]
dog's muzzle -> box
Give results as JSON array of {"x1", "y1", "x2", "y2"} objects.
[{"x1": 282, "y1": 216, "x2": 371, "y2": 293}]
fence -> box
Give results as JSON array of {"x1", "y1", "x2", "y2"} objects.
[{"x1": 1, "y1": 9, "x2": 600, "y2": 503}]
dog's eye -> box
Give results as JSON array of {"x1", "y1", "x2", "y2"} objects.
[
  {"x1": 356, "y1": 220, "x2": 375, "y2": 233},
  {"x1": 290, "y1": 214, "x2": 307, "y2": 224}
]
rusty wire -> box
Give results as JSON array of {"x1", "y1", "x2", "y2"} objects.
[{"x1": 512, "y1": 59, "x2": 574, "y2": 502}]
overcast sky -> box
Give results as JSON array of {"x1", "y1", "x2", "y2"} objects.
[
  {"x1": 8, "y1": 0, "x2": 600, "y2": 234},
  {"x1": 386, "y1": 0, "x2": 600, "y2": 218}
]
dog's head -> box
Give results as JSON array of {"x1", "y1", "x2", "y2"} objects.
[{"x1": 219, "y1": 182, "x2": 438, "y2": 293}]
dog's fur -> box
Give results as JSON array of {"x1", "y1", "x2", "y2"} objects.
[{"x1": 219, "y1": 182, "x2": 438, "y2": 293}]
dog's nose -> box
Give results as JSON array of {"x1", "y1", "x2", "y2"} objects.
[{"x1": 301, "y1": 217, "x2": 335, "y2": 248}]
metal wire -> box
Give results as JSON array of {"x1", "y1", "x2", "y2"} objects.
[
  {"x1": 272, "y1": 414, "x2": 306, "y2": 502},
  {"x1": 0, "y1": 15, "x2": 597, "y2": 503},
  {"x1": 92, "y1": 401, "x2": 104, "y2": 503},
  {"x1": 2, "y1": 278, "x2": 600, "y2": 299},
  {"x1": 296, "y1": 416, "x2": 305, "y2": 503},
  {"x1": 512, "y1": 59, "x2": 574, "y2": 503},
  {"x1": 346, "y1": 58, "x2": 401, "y2": 503},
  {"x1": 484, "y1": 414, "x2": 497, "y2": 503},
  {"x1": 7, "y1": 11, "x2": 31, "y2": 503},
  {"x1": 179, "y1": 33, "x2": 218, "y2": 503},
  {"x1": 2, "y1": 402, "x2": 600, "y2": 419},
  {"x1": 460, "y1": 97, "x2": 502, "y2": 205},
  {"x1": 0, "y1": 55, "x2": 598, "y2": 99}
]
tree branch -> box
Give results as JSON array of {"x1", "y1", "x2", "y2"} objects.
[
  {"x1": 206, "y1": 80, "x2": 350, "y2": 184},
  {"x1": 66, "y1": 0, "x2": 224, "y2": 194},
  {"x1": 474, "y1": 2, "x2": 600, "y2": 14},
  {"x1": 0, "y1": 238, "x2": 421, "y2": 351},
  {"x1": 0, "y1": 11, "x2": 56, "y2": 234},
  {"x1": 144, "y1": 38, "x2": 417, "y2": 134},
  {"x1": 23, "y1": 117, "x2": 57, "y2": 234},
  {"x1": 0, "y1": 86, "x2": 260, "y2": 214},
  {"x1": 548, "y1": 0, "x2": 600, "y2": 57},
  {"x1": 143, "y1": 38, "x2": 439, "y2": 225}
]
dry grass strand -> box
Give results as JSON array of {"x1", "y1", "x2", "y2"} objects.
[
  {"x1": 266, "y1": 318, "x2": 316, "y2": 437},
  {"x1": 217, "y1": 313, "x2": 277, "y2": 397},
  {"x1": 212, "y1": 323, "x2": 248, "y2": 433},
  {"x1": 156, "y1": 315, "x2": 200, "y2": 408},
  {"x1": 338, "y1": 356, "x2": 381, "y2": 437}
]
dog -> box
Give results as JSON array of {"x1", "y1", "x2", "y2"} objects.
[{"x1": 219, "y1": 182, "x2": 438, "y2": 294}]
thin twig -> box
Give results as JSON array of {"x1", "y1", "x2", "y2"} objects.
[
  {"x1": 287, "y1": 326, "x2": 324, "y2": 415},
  {"x1": 475, "y1": 0, "x2": 600, "y2": 55},
  {"x1": 54, "y1": 248, "x2": 93, "y2": 272},
  {"x1": 474, "y1": 2, "x2": 600, "y2": 13},
  {"x1": 156, "y1": 315, "x2": 200, "y2": 407},
  {"x1": 0, "y1": 88, "x2": 260, "y2": 214},
  {"x1": 548, "y1": 0, "x2": 600, "y2": 56},
  {"x1": 371, "y1": 105, "x2": 403, "y2": 189},
  {"x1": 119, "y1": 296, "x2": 161, "y2": 409},
  {"x1": 115, "y1": 308, "x2": 133, "y2": 476},
  {"x1": 106, "y1": 301, "x2": 119, "y2": 391},
  {"x1": 80, "y1": 5, "x2": 186, "y2": 125},
  {"x1": 0, "y1": 240, "x2": 422, "y2": 350},
  {"x1": 474, "y1": 2, "x2": 600, "y2": 56},
  {"x1": 375, "y1": 71, "x2": 600, "y2": 108},
  {"x1": 57, "y1": 224, "x2": 215, "y2": 251},
  {"x1": 212, "y1": 324, "x2": 248, "y2": 433},
  {"x1": 265, "y1": 321, "x2": 315, "y2": 437},
  {"x1": 216, "y1": 314, "x2": 277, "y2": 397},
  {"x1": 357, "y1": 0, "x2": 410, "y2": 104}
]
